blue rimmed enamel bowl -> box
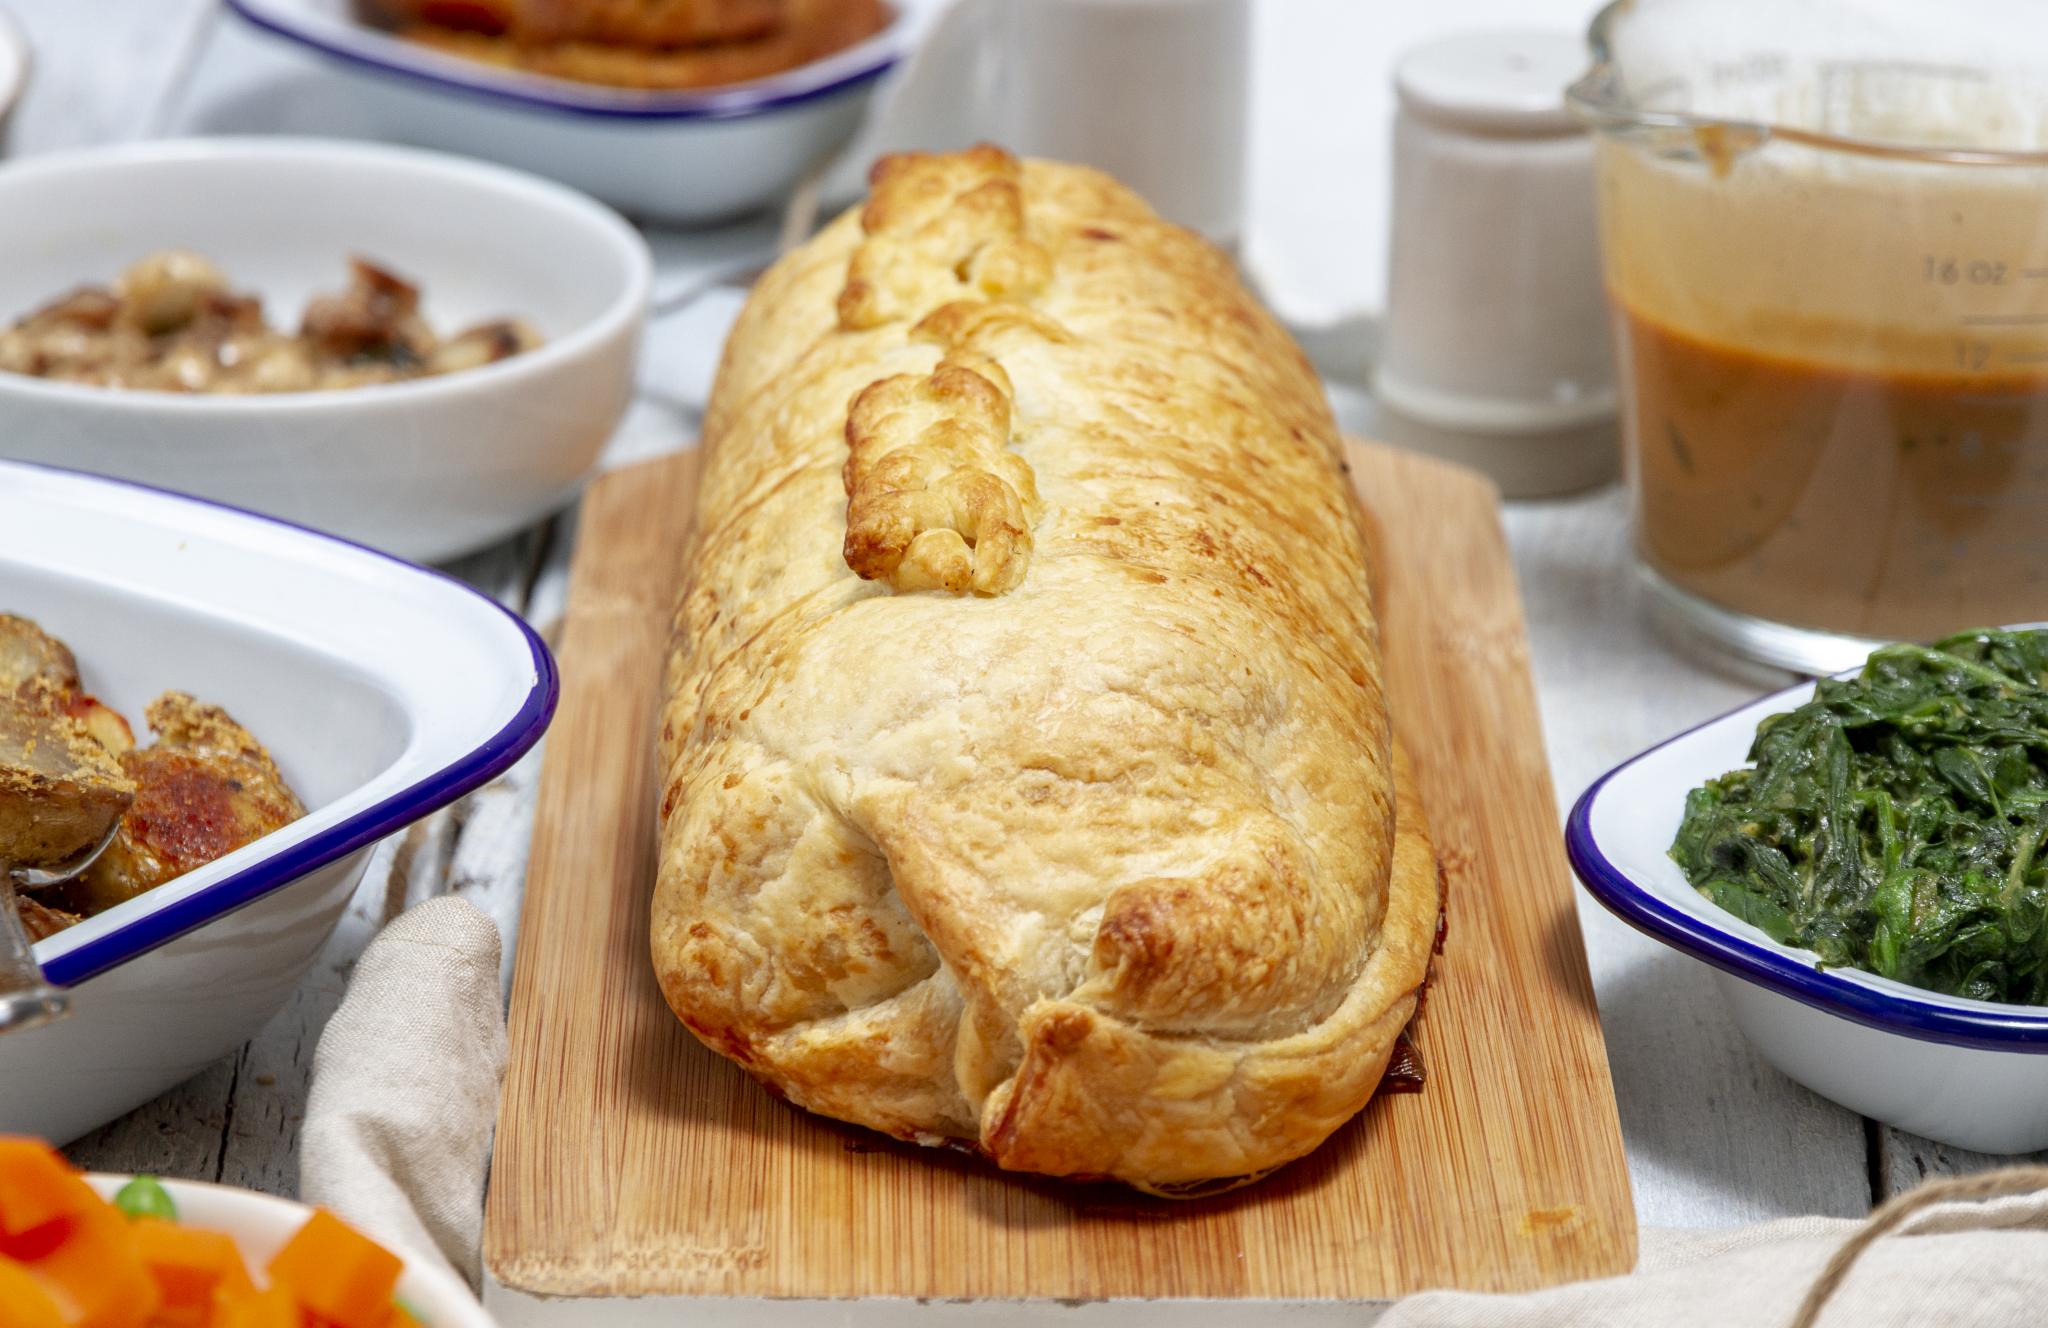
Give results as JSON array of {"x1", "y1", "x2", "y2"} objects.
[
  {"x1": 1569, "y1": 674, "x2": 2048, "y2": 1153},
  {"x1": 225, "y1": 0, "x2": 909, "y2": 222},
  {"x1": 0, "y1": 460, "x2": 556, "y2": 1143}
]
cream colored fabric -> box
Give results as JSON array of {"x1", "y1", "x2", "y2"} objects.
[
  {"x1": 1384, "y1": 1180, "x2": 2048, "y2": 1327},
  {"x1": 300, "y1": 896, "x2": 507, "y2": 1288}
]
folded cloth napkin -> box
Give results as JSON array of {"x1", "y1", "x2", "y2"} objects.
[
  {"x1": 1385, "y1": 1168, "x2": 2048, "y2": 1327},
  {"x1": 300, "y1": 896, "x2": 507, "y2": 1288}
]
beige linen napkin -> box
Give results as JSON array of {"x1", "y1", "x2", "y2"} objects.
[
  {"x1": 1385, "y1": 1171, "x2": 2048, "y2": 1327},
  {"x1": 299, "y1": 896, "x2": 507, "y2": 1288}
]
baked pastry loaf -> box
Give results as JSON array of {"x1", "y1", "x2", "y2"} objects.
[{"x1": 654, "y1": 146, "x2": 1439, "y2": 1192}]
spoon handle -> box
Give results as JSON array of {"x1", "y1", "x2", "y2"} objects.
[{"x1": 0, "y1": 878, "x2": 69, "y2": 1035}]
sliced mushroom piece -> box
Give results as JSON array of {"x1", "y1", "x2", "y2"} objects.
[
  {"x1": 426, "y1": 319, "x2": 542, "y2": 375},
  {"x1": 116, "y1": 250, "x2": 231, "y2": 337}
]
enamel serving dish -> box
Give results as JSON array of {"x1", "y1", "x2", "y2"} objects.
[
  {"x1": 226, "y1": 0, "x2": 907, "y2": 222},
  {"x1": 1570, "y1": 673, "x2": 2048, "y2": 1153},
  {"x1": 0, "y1": 460, "x2": 555, "y2": 1143}
]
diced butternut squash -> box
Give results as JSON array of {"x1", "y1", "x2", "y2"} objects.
[
  {"x1": 134, "y1": 1217, "x2": 254, "y2": 1323},
  {"x1": 0, "y1": 1138, "x2": 97, "y2": 1241},
  {"x1": 266, "y1": 1209, "x2": 402, "y2": 1328},
  {"x1": 21, "y1": 1198, "x2": 161, "y2": 1328},
  {"x1": 215, "y1": 1285, "x2": 303, "y2": 1328},
  {"x1": 0, "y1": 1143, "x2": 422, "y2": 1328},
  {"x1": 0, "y1": 1260, "x2": 65, "y2": 1328}
]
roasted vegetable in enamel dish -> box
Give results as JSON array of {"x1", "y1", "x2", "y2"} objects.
[
  {"x1": 0, "y1": 615, "x2": 304, "y2": 939},
  {"x1": 1673, "y1": 628, "x2": 2048, "y2": 1004},
  {"x1": 361, "y1": 0, "x2": 888, "y2": 93}
]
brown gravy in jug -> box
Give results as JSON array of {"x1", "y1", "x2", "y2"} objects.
[{"x1": 1622, "y1": 303, "x2": 2048, "y2": 639}]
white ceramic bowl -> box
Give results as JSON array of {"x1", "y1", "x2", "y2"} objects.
[
  {"x1": 0, "y1": 137, "x2": 649, "y2": 562},
  {"x1": 86, "y1": 1174, "x2": 496, "y2": 1328},
  {"x1": 1570, "y1": 671, "x2": 2048, "y2": 1153},
  {"x1": 226, "y1": 0, "x2": 905, "y2": 223},
  {"x1": 0, "y1": 459, "x2": 555, "y2": 1143}
]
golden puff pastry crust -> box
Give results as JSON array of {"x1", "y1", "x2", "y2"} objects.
[{"x1": 654, "y1": 146, "x2": 1440, "y2": 1192}]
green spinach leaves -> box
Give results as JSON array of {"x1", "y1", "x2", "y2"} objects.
[{"x1": 1672, "y1": 629, "x2": 2048, "y2": 1004}]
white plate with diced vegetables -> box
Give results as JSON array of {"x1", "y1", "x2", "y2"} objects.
[{"x1": 0, "y1": 1134, "x2": 493, "y2": 1324}]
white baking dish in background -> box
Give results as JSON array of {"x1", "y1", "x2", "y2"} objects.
[
  {"x1": 0, "y1": 137, "x2": 649, "y2": 562},
  {"x1": 225, "y1": 0, "x2": 907, "y2": 223},
  {"x1": 1568, "y1": 667, "x2": 2048, "y2": 1154},
  {"x1": 0, "y1": 459, "x2": 555, "y2": 1144}
]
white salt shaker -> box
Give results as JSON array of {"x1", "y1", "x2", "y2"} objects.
[{"x1": 1374, "y1": 30, "x2": 1616, "y2": 497}]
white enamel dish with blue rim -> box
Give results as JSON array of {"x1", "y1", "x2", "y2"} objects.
[
  {"x1": 1569, "y1": 666, "x2": 2048, "y2": 1153},
  {"x1": 225, "y1": 0, "x2": 911, "y2": 222},
  {"x1": 0, "y1": 460, "x2": 556, "y2": 1143}
]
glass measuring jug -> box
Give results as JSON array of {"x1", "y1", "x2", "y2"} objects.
[{"x1": 1569, "y1": 0, "x2": 2048, "y2": 672}]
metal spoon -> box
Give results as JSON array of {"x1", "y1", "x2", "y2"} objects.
[
  {"x1": 0, "y1": 820, "x2": 126, "y2": 1034},
  {"x1": 0, "y1": 696, "x2": 134, "y2": 1035}
]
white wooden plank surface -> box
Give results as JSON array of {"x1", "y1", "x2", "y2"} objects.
[
  {"x1": 15, "y1": 0, "x2": 2024, "y2": 1237},
  {"x1": 1502, "y1": 493, "x2": 1872, "y2": 1224},
  {"x1": 1880, "y1": 1132, "x2": 2048, "y2": 1200}
]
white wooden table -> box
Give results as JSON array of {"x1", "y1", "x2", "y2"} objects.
[{"x1": 11, "y1": 0, "x2": 2025, "y2": 1241}]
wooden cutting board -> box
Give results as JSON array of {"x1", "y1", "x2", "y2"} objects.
[{"x1": 483, "y1": 441, "x2": 1635, "y2": 1316}]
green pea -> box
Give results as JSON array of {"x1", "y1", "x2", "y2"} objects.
[{"x1": 112, "y1": 1174, "x2": 178, "y2": 1222}]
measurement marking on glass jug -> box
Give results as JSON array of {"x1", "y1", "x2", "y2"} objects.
[{"x1": 1925, "y1": 257, "x2": 2010, "y2": 285}]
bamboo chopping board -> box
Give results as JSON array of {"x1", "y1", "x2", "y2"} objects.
[{"x1": 484, "y1": 440, "x2": 1635, "y2": 1306}]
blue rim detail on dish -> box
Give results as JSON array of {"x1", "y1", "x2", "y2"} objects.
[
  {"x1": 224, "y1": 0, "x2": 899, "y2": 122},
  {"x1": 1566, "y1": 688, "x2": 2048, "y2": 1052},
  {"x1": 8, "y1": 458, "x2": 560, "y2": 988}
]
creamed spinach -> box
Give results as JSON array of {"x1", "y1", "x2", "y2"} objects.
[{"x1": 1673, "y1": 629, "x2": 2048, "y2": 1004}]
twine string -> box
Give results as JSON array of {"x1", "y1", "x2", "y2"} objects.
[{"x1": 1790, "y1": 1165, "x2": 2048, "y2": 1328}]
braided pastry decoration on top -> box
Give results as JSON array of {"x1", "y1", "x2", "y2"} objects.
[
  {"x1": 837, "y1": 146, "x2": 1061, "y2": 597},
  {"x1": 843, "y1": 354, "x2": 1041, "y2": 595},
  {"x1": 836, "y1": 145, "x2": 1052, "y2": 331}
]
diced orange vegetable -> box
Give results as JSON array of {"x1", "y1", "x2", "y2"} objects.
[
  {"x1": 0, "y1": 1138, "x2": 97, "y2": 1242},
  {"x1": 0, "y1": 1143, "x2": 420, "y2": 1328},
  {"x1": 214, "y1": 1285, "x2": 303, "y2": 1328},
  {"x1": 266, "y1": 1210, "x2": 402, "y2": 1328},
  {"x1": 134, "y1": 1217, "x2": 255, "y2": 1324},
  {"x1": 0, "y1": 1260, "x2": 65, "y2": 1328},
  {"x1": 21, "y1": 1197, "x2": 161, "y2": 1328}
]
